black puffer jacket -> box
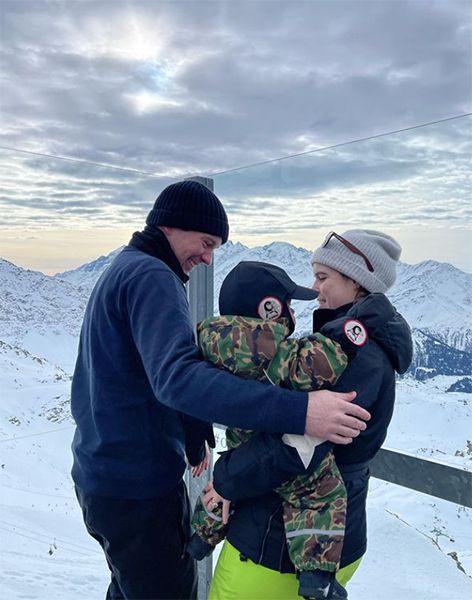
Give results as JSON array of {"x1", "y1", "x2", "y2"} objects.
[{"x1": 213, "y1": 294, "x2": 413, "y2": 571}]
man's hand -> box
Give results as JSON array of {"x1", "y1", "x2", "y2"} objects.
[
  {"x1": 305, "y1": 390, "x2": 370, "y2": 444},
  {"x1": 190, "y1": 445, "x2": 210, "y2": 478}
]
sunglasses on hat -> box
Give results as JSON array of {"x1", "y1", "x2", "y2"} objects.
[{"x1": 322, "y1": 231, "x2": 374, "y2": 273}]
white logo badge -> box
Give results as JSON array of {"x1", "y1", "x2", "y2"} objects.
[
  {"x1": 344, "y1": 319, "x2": 368, "y2": 346},
  {"x1": 257, "y1": 296, "x2": 283, "y2": 320}
]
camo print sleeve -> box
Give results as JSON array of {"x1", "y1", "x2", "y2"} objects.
[
  {"x1": 197, "y1": 315, "x2": 286, "y2": 380},
  {"x1": 277, "y1": 452, "x2": 346, "y2": 572},
  {"x1": 266, "y1": 333, "x2": 349, "y2": 391}
]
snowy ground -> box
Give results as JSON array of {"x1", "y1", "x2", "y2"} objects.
[
  {"x1": 0, "y1": 346, "x2": 471, "y2": 599},
  {"x1": 386, "y1": 376, "x2": 472, "y2": 471},
  {"x1": 349, "y1": 480, "x2": 472, "y2": 600}
]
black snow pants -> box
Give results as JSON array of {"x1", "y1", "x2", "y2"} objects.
[{"x1": 75, "y1": 481, "x2": 197, "y2": 600}]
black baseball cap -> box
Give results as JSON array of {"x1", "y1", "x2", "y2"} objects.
[{"x1": 219, "y1": 261, "x2": 318, "y2": 318}]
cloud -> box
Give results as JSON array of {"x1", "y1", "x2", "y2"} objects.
[
  {"x1": 0, "y1": 112, "x2": 470, "y2": 234},
  {"x1": 0, "y1": 0, "x2": 470, "y2": 271},
  {"x1": 1, "y1": 1, "x2": 470, "y2": 170}
]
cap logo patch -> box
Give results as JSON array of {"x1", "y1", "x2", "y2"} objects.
[
  {"x1": 344, "y1": 319, "x2": 368, "y2": 346},
  {"x1": 258, "y1": 296, "x2": 283, "y2": 320}
]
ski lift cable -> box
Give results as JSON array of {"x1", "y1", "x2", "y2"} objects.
[
  {"x1": 207, "y1": 112, "x2": 472, "y2": 177},
  {"x1": 0, "y1": 519, "x2": 103, "y2": 554},
  {"x1": 0, "y1": 525, "x2": 94, "y2": 556},
  {"x1": 0, "y1": 426, "x2": 74, "y2": 443},
  {"x1": 0, "y1": 112, "x2": 470, "y2": 181},
  {"x1": 0, "y1": 482, "x2": 75, "y2": 499}
]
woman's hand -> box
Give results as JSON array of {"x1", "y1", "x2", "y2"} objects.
[
  {"x1": 191, "y1": 446, "x2": 210, "y2": 478},
  {"x1": 203, "y1": 481, "x2": 232, "y2": 524}
]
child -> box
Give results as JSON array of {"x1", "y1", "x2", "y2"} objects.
[{"x1": 187, "y1": 261, "x2": 360, "y2": 600}]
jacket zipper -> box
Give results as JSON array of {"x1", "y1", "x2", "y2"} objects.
[{"x1": 258, "y1": 506, "x2": 279, "y2": 564}]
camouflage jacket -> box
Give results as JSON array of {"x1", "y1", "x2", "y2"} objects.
[
  {"x1": 198, "y1": 315, "x2": 347, "y2": 389},
  {"x1": 197, "y1": 315, "x2": 349, "y2": 448}
]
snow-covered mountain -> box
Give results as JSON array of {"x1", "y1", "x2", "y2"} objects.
[
  {"x1": 390, "y1": 260, "x2": 472, "y2": 354},
  {"x1": 0, "y1": 259, "x2": 87, "y2": 370},
  {"x1": 412, "y1": 330, "x2": 472, "y2": 380},
  {"x1": 50, "y1": 240, "x2": 472, "y2": 379},
  {"x1": 3, "y1": 237, "x2": 470, "y2": 389},
  {"x1": 54, "y1": 247, "x2": 124, "y2": 291}
]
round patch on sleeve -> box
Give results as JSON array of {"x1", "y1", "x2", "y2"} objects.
[
  {"x1": 257, "y1": 296, "x2": 283, "y2": 320},
  {"x1": 344, "y1": 319, "x2": 368, "y2": 346}
]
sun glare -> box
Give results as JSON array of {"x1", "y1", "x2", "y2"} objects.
[
  {"x1": 74, "y1": 12, "x2": 168, "y2": 63},
  {"x1": 126, "y1": 90, "x2": 182, "y2": 114}
]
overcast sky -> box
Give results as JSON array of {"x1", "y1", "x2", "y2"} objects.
[{"x1": 0, "y1": 0, "x2": 471, "y2": 273}]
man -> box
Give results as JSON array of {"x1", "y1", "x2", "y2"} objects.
[{"x1": 71, "y1": 180, "x2": 369, "y2": 600}]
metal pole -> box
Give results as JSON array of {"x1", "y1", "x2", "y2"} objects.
[{"x1": 186, "y1": 176, "x2": 215, "y2": 600}]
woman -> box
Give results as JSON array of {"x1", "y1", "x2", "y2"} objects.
[{"x1": 204, "y1": 229, "x2": 413, "y2": 600}]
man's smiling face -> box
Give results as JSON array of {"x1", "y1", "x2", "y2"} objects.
[{"x1": 161, "y1": 227, "x2": 222, "y2": 274}]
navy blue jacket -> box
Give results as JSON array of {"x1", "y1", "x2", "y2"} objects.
[
  {"x1": 212, "y1": 294, "x2": 412, "y2": 570},
  {"x1": 71, "y1": 234, "x2": 308, "y2": 499}
]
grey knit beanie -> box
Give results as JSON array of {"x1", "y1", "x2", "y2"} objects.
[
  {"x1": 146, "y1": 180, "x2": 229, "y2": 243},
  {"x1": 311, "y1": 229, "x2": 401, "y2": 293}
]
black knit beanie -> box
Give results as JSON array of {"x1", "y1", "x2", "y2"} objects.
[{"x1": 146, "y1": 180, "x2": 229, "y2": 243}]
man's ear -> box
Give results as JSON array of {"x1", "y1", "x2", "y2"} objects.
[{"x1": 160, "y1": 226, "x2": 173, "y2": 236}]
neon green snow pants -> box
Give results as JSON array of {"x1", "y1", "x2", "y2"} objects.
[{"x1": 209, "y1": 540, "x2": 362, "y2": 600}]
